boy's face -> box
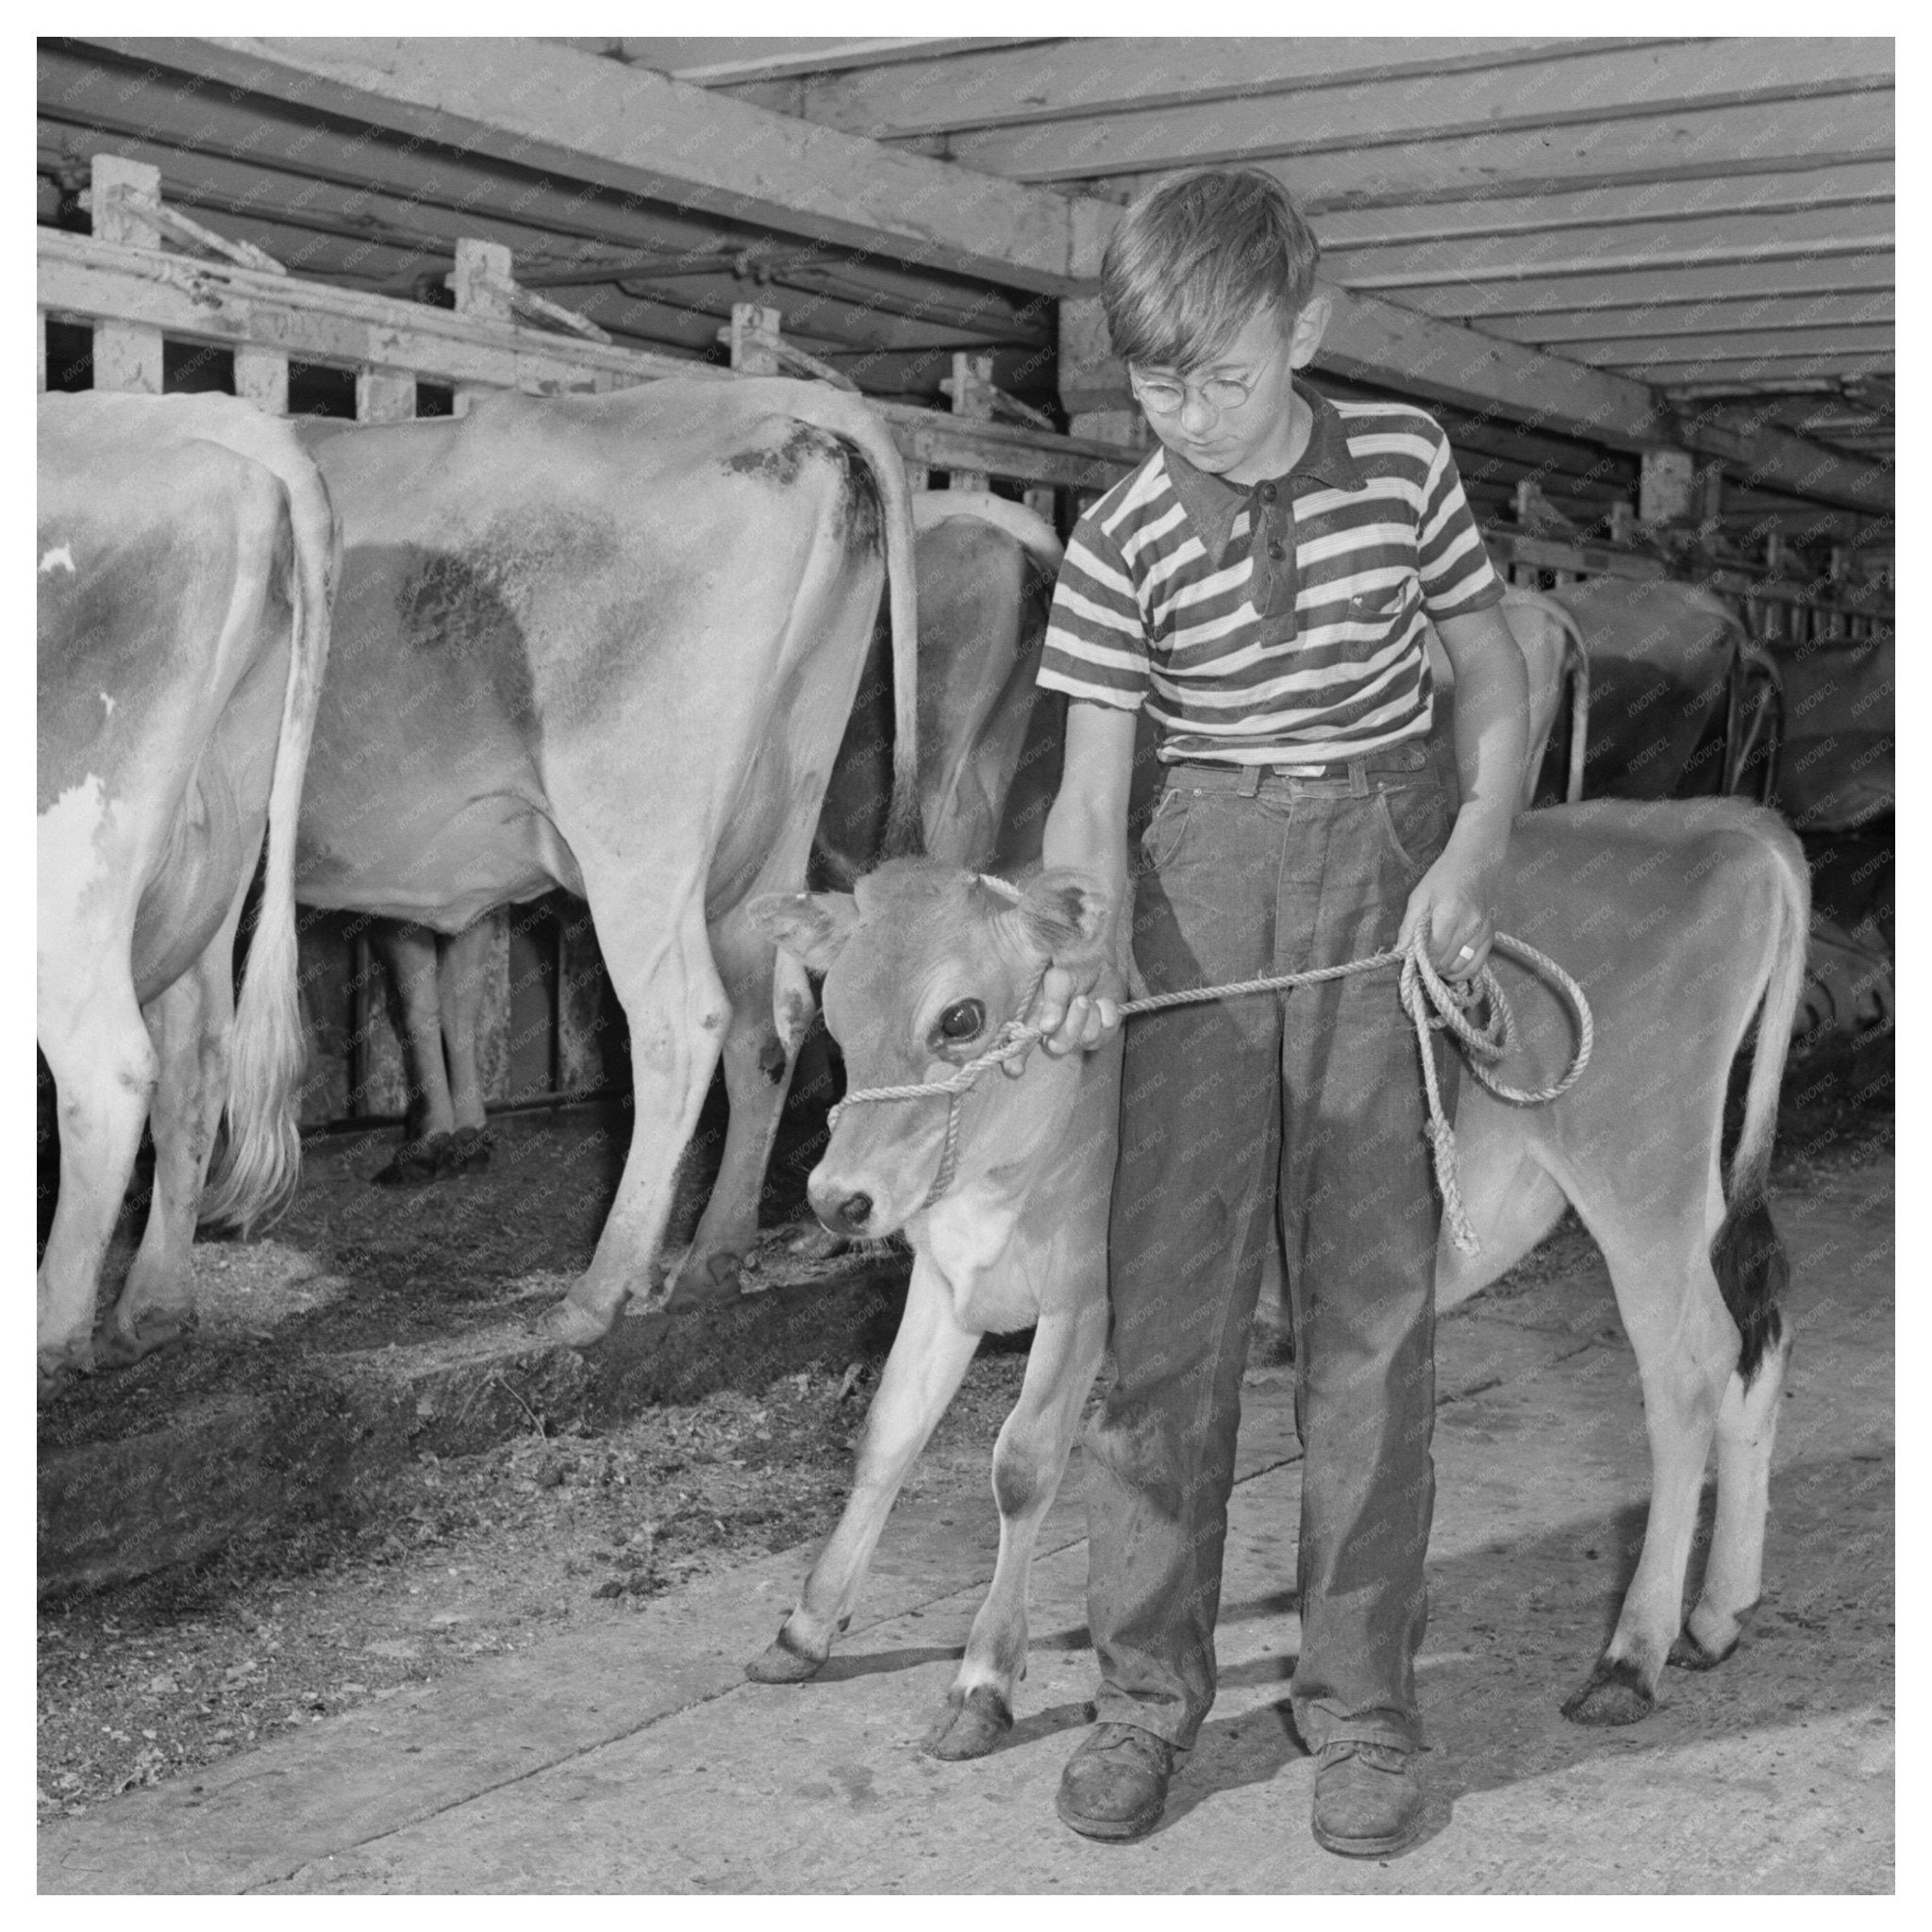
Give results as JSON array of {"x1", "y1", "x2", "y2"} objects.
[{"x1": 1129, "y1": 295, "x2": 1329, "y2": 484}]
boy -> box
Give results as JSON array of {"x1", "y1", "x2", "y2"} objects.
[{"x1": 1032, "y1": 169, "x2": 1528, "y2": 1857}]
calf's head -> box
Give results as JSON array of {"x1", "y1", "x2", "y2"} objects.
[{"x1": 750, "y1": 858, "x2": 1110, "y2": 1236}]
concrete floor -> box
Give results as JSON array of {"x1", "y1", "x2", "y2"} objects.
[{"x1": 40, "y1": 1156, "x2": 1893, "y2": 1894}]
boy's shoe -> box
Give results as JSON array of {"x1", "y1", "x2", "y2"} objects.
[
  {"x1": 1055, "y1": 1723, "x2": 1176, "y2": 1841},
  {"x1": 1310, "y1": 1740, "x2": 1425, "y2": 1857}
]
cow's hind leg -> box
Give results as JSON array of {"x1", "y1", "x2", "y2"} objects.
[
  {"x1": 1561, "y1": 1193, "x2": 1737, "y2": 1725},
  {"x1": 369, "y1": 920, "x2": 457, "y2": 1185},
  {"x1": 748, "y1": 1257, "x2": 981, "y2": 1682},
  {"x1": 927, "y1": 1299, "x2": 1109, "y2": 1760},
  {"x1": 38, "y1": 974, "x2": 157, "y2": 1384},
  {"x1": 435, "y1": 915, "x2": 499, "y2": 1172},
  {"x1": 666, "y1": 906, "x2": 815, "y2": 1307},
  {"x1": 103, "y1": 913, "x2": 242, "y2": 1366},
  {"x1": 537, "y1": 890, "x2": 726, "y2": 1345}
]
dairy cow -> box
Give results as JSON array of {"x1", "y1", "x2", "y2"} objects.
[
  {"x1": 291, "y1": 378, "x2": 918, "y2": 1345},
  {"x1": 746, "y1": 798, "x2": 1807, "y2": 1752},
  {"x1": 37, "y1": 392, "x2": 336, "y2": 1384}
]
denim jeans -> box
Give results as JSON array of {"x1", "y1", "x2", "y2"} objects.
[{"x1": 1086, "y1": 738, "x2": 1459, "y2": 1755}]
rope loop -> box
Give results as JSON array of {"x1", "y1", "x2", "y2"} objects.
[{"x1": 826, "y1": 931, "x2": 1593, "y2": 1241}]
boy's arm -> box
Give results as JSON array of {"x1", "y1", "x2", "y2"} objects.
[
  {"x1": 1407, "y1": 604, "x2": 1529, "y2": 978},
  {"x1": 1034, "y1": 699, "x2": 1139, "y2": 1054}
]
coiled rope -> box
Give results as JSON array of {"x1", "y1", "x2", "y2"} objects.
[{"x1": 829, "y1": 929, "x2": 1593, "y2": 1253}]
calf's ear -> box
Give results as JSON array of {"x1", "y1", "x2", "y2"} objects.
[
  {"x1": 746, "y1": 892, "x2": 859, "y2": 973},
  {"x1": 1015, "y1": 868, "x2": 1112, "y2": 970}
]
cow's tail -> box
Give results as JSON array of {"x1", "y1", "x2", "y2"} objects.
[
  {"x1": 1546, "y1": 599, "x2": 1590, "y2": 805},
  {"x1": 201, "y1": 458, "x2": 338, "y2": 1235},
  {"x1": 1709, "y1": 807, "x2": 1810, "y2": 1382},
  {"x1": 790, "y1": 387, "x2": 922, "y2": 858}
]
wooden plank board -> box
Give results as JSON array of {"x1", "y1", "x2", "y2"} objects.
[
  {"x1": 1309, "y1": 158, "x2": 1893, "y2": 243},
  {"x1": 927, "y1": 40, "x2": 1895, "y2": 184},
  {"x1": 721, "y1": 37, "x2": 1670, "y2": 137},
  {"x1": 1394, "y1": 254, "x2": 1896, "y2": 321},
  {"x1": 74, "y1": 35, "x2": 1086, "y2": 296},
  {"x1": 1329, "y1": 208, "x2": 1895, "y2": 291},
  {"x1": 1641, "y1": 352, "x2": 1896, "y2": 387},
  {"x1": 1569, "y1": 325, "x2": 1896, "y2": 365},
  {"x1": 1482, "y1": 294, "x2": 1894, "y2": 347}
]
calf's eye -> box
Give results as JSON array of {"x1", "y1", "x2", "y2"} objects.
[{"x1": 937, "y1": 1000, "x2": 985, "y2": 1042}]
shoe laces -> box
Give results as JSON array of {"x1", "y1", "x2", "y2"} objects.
[{"x1": 1319, "y1": 1740, "x2": 1411, "y2": 1774}]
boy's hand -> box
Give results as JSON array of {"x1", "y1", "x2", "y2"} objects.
[
  {"x1": 1035, "y1": 965, "x2": 1122, "y2": 1056},
  {"x1": 1400, "y1": 840, "x2": 1502, "y2": 980}
]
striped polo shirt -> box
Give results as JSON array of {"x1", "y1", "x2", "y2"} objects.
[{"x1": 1038, "y1": 381, "x2": 1506, "y2": 765}]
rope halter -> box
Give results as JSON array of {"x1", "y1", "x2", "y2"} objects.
[{"x1": 827, "y1": 931, "x2": 1592, "y2": 1250}]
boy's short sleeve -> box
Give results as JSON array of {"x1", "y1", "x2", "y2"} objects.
[
  {"x1": 1037, "y1": 515, "x2": 1150, "y2": 710},
  {"x1": 1415, "y1": 422, "x2": 1507, "y2": 620}
]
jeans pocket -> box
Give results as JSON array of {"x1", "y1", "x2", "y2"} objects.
[
  {"x1": 1374, "y1": 780, "x2": 1451, "y2": 877},
  {"x1": 1141, "y1": 789, "x2": 1194, "y2": 872}
]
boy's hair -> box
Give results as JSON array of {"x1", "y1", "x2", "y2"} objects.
[{"x1": 1100, "y1": 167, "x2": 1322, "y2": 373}]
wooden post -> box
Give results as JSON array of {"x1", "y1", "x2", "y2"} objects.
[
  {"x1": 234, "y1": 345, "x2": 289, "y2": 415},
  {"x1": 356, "y1": 367, "x2": 418, "y2": 423},
  {"x1": 948, "y1": 352, "x2": 993, "y2": 493},
  {"x1": 451, "y1": 238, "x2": 513, "y2": 417},
  {"x1": 90, "y1": 156, "x2": 163, "y2": 393},
  {"x1": 725, "y1": 303, "x2": 783, "y2": 375},
  {"x1": 37, "y1": 311, "x2": 48, "y2": 392}
]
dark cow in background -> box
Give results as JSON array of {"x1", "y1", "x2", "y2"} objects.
[
  {"x1": 291, "y1": 378, "x2": 918, "y2": 1346},
  {"x1": 747, "y1": 797, "x2": 1807, "y2": 1748},
  {"x1": 37, "y1": 392, "x2": 336, "y2": 1384}
]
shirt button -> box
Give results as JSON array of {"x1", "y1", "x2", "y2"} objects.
[
  {"x1": 1267, "y1": 541, "x2": 1285, "y2": 560},
  {"x1": 1257, "y1": 482, "x2": 1277, "y2": 504}
]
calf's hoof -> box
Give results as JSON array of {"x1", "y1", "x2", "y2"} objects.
[
  {"x1": 531, "y1": 1297, "x2": 616, "y2": 1350},
  {"x1": 745, "y1": 1624, "x2": 827, "y2": 1684},
  {"x1": 1668, "y1": 1625, "x2": 1740, "y2": 1672},
  {"x1": 1560, "y1": 1656, "x2": 1657, "y2": 1725},
  {"x1": 924, "y1": 1685, "x2": 1014, "y2": 1761}
]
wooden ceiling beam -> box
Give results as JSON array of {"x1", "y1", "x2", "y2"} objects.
[
  {"x1": 1483, "y1": 295, "x2": 1894, "y2": 347},
  {"x1": 1394, "y1": 256, "x2": 1896, "y2": 321},
  {"x1": 71, "y1": 36, "x2": 1089, "y2": 296}
]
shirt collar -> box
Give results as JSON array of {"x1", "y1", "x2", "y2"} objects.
[{"x1": 1160, "y1": 379, "x2": 1366, "y2": 568}]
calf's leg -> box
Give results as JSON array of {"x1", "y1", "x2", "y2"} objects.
[
  {"x1": 748, "y1": 1257, "x2": 981, "y2": 1681},
  {"x1": 928, "y1": 1297, "x2": 1109, "y2": 1759},
  {"x1": 369, "y1": 920, "x2": 455, "y2": 1180}
]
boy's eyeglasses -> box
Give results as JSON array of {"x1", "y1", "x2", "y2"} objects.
[{"x1": 1130, "y1": 370, "x2": 1257, "y2": 418}]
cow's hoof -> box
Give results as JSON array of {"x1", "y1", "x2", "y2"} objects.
[
  {"x1": 1560, "y1": 1657, "x2": 1657, "y2": 1725},
  {"x1": 38, "y1": 1352, "x2": 86, "y2": 1404},
  {"x1": 665, "y1": 1252, "x2": 747, "y2": 1310},
  {"x1": 746, "y1": 1625, "x2": 826, "y2": 1684},
  {"x1": 440, "y1": 1126, "x2": 494, "y2": 1175},
  {"x1": 924, "y1": 1685, "x2": 1014, "y2": 1761},
  {"x1": 531, "y1": 1298, "x2": 615, "y2": 1350},
  {"x1": 787, "y1": 1223, "x2": 849, "y2": 1262},
  {"x1": 94, "y1": 1309, "x2": 194, "y2": 1370},
  {"x1": 1668, "y1": 1626, "x2": 1740, "y2": 1672},
  {"x1": 374, "y1": 1135, "x2": 447, "y2": 1186}
]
